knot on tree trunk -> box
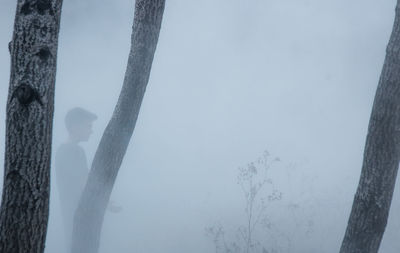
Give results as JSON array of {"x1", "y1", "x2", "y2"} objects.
[
  {"x1": 12, "y1": 84, "x2": 43, "y2": 106},
  {"x1": 36, "y1": 46, "x2": 52, "y2": 61},
  {"x1": 20, "y1": 0, "x2": 53, "y2": 15}
]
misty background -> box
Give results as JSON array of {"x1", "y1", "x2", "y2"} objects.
[{"x1": 0, "y1": 0, "x2": 399, "y2": 252}]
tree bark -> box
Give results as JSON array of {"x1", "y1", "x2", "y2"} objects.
[
  {"x1": 340, "y1": 2, "x2": 400, "y2": 252},
  {"x1": 71, "y1": 1, "x2": 165, "y2": 253},
  {"x1": 0, "y1": 0, "x2": 63, "y2": 253}
]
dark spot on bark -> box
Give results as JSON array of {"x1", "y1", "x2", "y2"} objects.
[
  {"x1": 8, "y1": 41, "x2": 12, "y2": 54},
  {"x1": 36, "y1": 0, "x2": 52, "y2": 15},
  {"x1": 20, "y1": 2, "x2": 32, "y2": 15},
  {"x1": 12, "y1": 84, "x2": 43, "y2": 106},
  {"x1": 36, "y1": 47, "x2": 51, "y2": 61},
  {"x1": 6, "y1": 170, "x2": 20, "y2": 181},
  {"x1": 14, "y1": 85, "x2": 35, "y2": 105}
]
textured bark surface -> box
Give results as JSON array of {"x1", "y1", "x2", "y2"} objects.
[
  {"x1": 71, "y1": 1, "x2": 165, "y2": 253},
  {"x1": 0, "y1": 1, "x2": 63, "y2": 253},
  {"x1": 340, "y1": 2, "x2": 400, "y2": 253}
]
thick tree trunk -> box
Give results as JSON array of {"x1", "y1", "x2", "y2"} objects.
[
  {"x1": 71, "y1": 1, "x2": 165, "y2": 253},
  {"x1": 340, "y1": 2, "x2": 400, "y2": 253},
  {"x1": 0, "y1": 1, "x2": 63, "y2": 253}
]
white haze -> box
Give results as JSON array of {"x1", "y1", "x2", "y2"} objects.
[{"x1": 1, "y1": 0, "x2": 400, "y2": 252}]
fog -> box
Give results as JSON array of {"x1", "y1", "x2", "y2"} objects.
[{"x1": 1, "y1": 0, "x2": 400, "y2": 252}]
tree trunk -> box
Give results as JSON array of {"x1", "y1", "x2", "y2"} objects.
[
  {"x1": 340, "y1": 2, "x2": 400, "y2": 252},
  {"x1": 0, "y1": 1, "x2": 63, "y2": 253},
  {"x1": 71, "y1": 1, "x2": 165, "y2": 253}
]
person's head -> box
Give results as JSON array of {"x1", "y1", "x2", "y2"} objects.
[{"x1": 65, "y1": 107, "x2": 97, "y2": 142}]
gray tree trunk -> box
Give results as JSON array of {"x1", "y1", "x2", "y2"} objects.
[
  {"x1": 71, "y1": 1, "x2": 165, "y2": 253},
  {"x1": 340, "y1": 2, "x2": 400, "y2": 253},
  {"x1": 0, "y1": 0, "x2": 63, "y2": 253}
]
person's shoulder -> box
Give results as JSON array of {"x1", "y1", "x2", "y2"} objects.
[
  {"x1": 57, "y1": 142, "x2": 84, "y2": 151},
  {"x1": 56, "y1": 142, "x2": 85, "y2": 160}
]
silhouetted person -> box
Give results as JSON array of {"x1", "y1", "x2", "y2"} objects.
[{"x1": 55, "y1": 107, "x2": 97, "y2": 248}]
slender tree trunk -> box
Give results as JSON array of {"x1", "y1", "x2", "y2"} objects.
[
  {"x1": 340, "y1": 2, "x2": 400, "y2": 252},
  {"x1": 0, "y1": 1, "x2": 63, "y2": 252},
  {"x1": 71, "y1": 1, "x2": 165, "y2": 253}
]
